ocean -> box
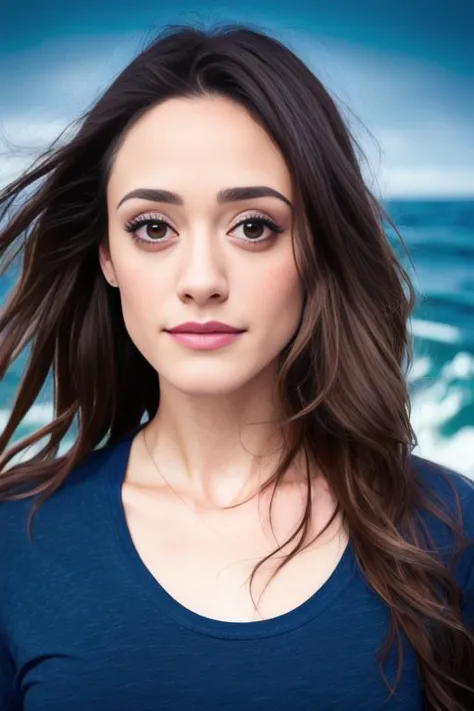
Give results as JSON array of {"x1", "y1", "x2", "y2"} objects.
[{"x1": 1, "y1": 198, "x2": 473, "y2": 478}]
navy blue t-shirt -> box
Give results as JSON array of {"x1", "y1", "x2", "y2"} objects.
[{"x1": 1, "y1": 429, "x2": 473, "y2": 711}]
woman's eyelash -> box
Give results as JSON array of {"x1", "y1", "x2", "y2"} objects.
[{"x1": 123, "y1": 212, "x2": 285, "y2": 246}]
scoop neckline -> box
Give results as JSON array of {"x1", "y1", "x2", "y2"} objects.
[{"x1": 103, "y1": 425, "x2": 358, "y2": 640}]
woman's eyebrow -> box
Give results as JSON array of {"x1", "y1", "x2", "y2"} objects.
[{"x1": 116, "y1": 185, "x2": 293, "y2": 211}]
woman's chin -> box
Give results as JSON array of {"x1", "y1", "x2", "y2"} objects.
[{"x1": 157, "y1": 366, "x2": 268, "y2": 398}]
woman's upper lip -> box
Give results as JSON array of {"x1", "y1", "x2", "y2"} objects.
[{"x1": 165, "y1": 321, "x2": 245, "y2": 334}]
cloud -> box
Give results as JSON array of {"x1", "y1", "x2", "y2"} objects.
[
  {"x1": 375, "y1": 166, "x2": 474, "y2": 197},
  {"x1": 2, "y1": 117, "x2": 472, "y2": 198},
  {"x1": 361, "y1": 125, "x2": 474, "y2": 196},
  {"x1": 374, "y1": 124, "x2": 474, "y2": 167},
  {"x1": 0, "y1": 116, "x2": 74, "y2": 190},
  {"x1": 0, "y1": 116, "x2": 71, "y2": 148},
  {"x1": 0, "y1": 31, "x2": 143, "y2": 114},
  {"x1": 0, "y1": 30, "x2": 472, "y2": 198}
]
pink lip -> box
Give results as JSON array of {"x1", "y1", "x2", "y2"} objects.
[
  {"x1": 165, "y1": 332, "x2": 243, "y2": 350},
  {"x1": 165, "y1": 321, "x2": 244, "y2": 334}
]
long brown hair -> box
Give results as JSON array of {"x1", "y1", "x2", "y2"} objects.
[{"x1": 0, "y1": 21, "x2": 473, "y2": 710}]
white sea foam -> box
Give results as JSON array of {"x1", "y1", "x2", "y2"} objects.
[
  {"x1": 409, "y1": 351, "x2": 474, "y2": 479},
  {"x1": 410, "y1": 318, "x2": 462, "y2": 345},
  {"x1": 0, "y1": 403, "x2": 74, "y2": 468},
  {"x1": 412, "y1": 426, "x2": 474, "y2": 480},
  {"x1": 407, "y1": 355, "x2": 432, "y2": 382},
  {"x1": 0, "y1": 352, "x2": 472, "y2": 478},
  {"x1": 0, "y1": 403, "x2": 55, "y2": 436},
  {"x1": 443, "y1": 351, "x2": 474, "y2": 379}
]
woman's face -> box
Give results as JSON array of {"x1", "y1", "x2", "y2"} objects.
[{"x1": 101, "y1": 95, "x2": 304, "y2": 396}]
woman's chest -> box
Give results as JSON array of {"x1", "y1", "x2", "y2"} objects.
[
  {"x1": 120, "y1": 481, "x2": 350, "y2": 622},
  {"x1": 5, "y1": 489, "x2": 423, "y2": 711}
]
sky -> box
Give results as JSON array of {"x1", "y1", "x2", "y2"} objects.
[{"x1": 1, "y1": 0, "x2": 473, "y2": 198}]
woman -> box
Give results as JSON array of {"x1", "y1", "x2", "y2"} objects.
[{"x1": 0, "y1": 22, "x2": 472, "y2": 711}]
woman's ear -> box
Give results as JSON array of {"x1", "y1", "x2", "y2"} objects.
[{"x1": 98, "y1": 243, "x2": 118, "y2": 287}]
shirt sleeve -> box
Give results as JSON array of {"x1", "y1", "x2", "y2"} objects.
[
  {"x1": 459, "y1": 486, "x2": 474, "y2": 632},
  {"x1": 0, "y1": 632, "x2": 21, "y2": 710}
]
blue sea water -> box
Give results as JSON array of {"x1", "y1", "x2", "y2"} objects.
[{"x1": 0, "y1": 198, "x2": 473, "y2": 477}]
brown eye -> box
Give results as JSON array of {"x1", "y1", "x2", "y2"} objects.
[
  {"x1": 124, "y1": 212, "x2": 284, "y2": 248},
  {"x1": 230, "y1": 215, "x2": 284, "y2": 244},
  {"x1": 241, "y1": 220, "x2": 266, "y2": 240},
  {"x1": 124, "y1": 216, "x2": 175, "y2": 245},
  {"x1": 144, "y1": 222, "x2": 168, "y2": 240}
]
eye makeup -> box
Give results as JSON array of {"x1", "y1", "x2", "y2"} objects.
[{"x1": 123, "y1": 210, "x2": 286, "y2": 248}]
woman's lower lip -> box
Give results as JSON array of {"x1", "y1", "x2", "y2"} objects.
[{"x1": 165, "y1": 331, "x2": 244, "y2": 350}]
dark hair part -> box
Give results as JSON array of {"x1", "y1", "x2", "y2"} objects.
[{"x1": 0, "y1": 21, "x2": 472, "y2": 710}]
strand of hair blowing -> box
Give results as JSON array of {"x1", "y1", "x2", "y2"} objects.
[{"x1": 0, "y1": 22, "x2": 473, "y2": 710}]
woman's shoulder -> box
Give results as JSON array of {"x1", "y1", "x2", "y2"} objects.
[
  {"x1": 408, "y1": 453, "x2": 474, "y2": 590},
  {"x1": 408, "y1": 453, "x2": 474, "y2": 541},
  {"x1": 409, "y1": 453, "x2": 474, "y2": 507},
  {"x1": 0, "y1": 437, "x2": 123, "y2": 526}
]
